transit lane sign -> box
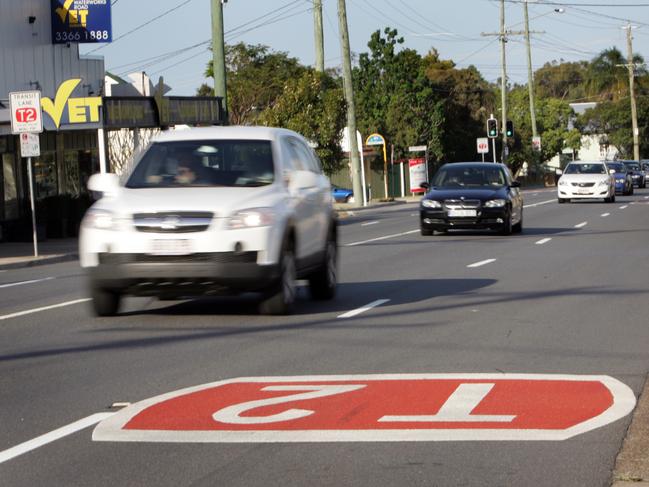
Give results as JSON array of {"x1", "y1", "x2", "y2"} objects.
[
  {"x1": 93, "y1": 373, "x2": 636, "y2": 443},
  {"x1": 9, "y1": 91, "x2": 43, "y2": 134}
]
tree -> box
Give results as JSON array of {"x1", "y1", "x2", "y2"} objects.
[
  {"x1": 201, "y1": 43, "x2": 306, "y2": 125},
  {"x1": 585, "y1": 47, "x2": 645, "y2": 101},
  {"x1": 259, "y1": 70, "x2": 346, "y2": 175},
  {"x1": 534, "y1": 61, "x2": 589, "y2": 101}
]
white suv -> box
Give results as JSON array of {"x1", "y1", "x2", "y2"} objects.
[{"x1": 79, "y1": 126, "x2": 337, "y2": 316}]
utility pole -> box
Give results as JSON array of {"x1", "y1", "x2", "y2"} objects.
[
  {"x1": 524, "y1": 1, "x2": 538, "y2": 139},
  {"x1": 211, "y1": 0, "x2": 228, "y2": 121},
  {"x1": 499, "y1": 0, "x2": 508, "y2": 164},
  {"x1": 314, "y1": 0, "x2": 325, "y2": 72},
  {"x1": 337, "y1": 0, "x2": 363, "y2": 208},
  {"x1": 625, "y1": 23, "x2": 640, "y2": 161}
]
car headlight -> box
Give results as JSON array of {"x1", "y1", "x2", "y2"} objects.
[
  {"x1": 558, "y1": 179, "x2": 568, "y2": 186},
  {"x1": 83, "y1": 208, "x2": 115, "y2": 230},
  {"x1": 228, "y1": 208, "x2": 275, "y2": 229},
  {"x1": 484, "y1": 199, "x2": 506, "y2": 208},
  {"x1": 421, "y1": 199, "x2": 442, "y2": 209},
  {"x1": 598, "y1": 180, "x2": 609, "y2": 187},
  {"x1": 616, "y1": 178, "x2": 625, "y2": 183}
]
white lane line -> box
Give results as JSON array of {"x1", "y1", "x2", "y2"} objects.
[
  {"x1": 575, "y1": 221, "x2": 588, "y2": 228},
  {"x1": 467, "y1": 259, "x2": 496, "y2": 268},
  {"x1": 361, "y1": 221, "x2": 379, "y2": 226},
  {"x1": 645, "y1": 196, "x2": 649, "y2": 199},
  {"x1": 0, "y1": 298, "x2": 91, "y2": 322},
  {"x1": 535, "y1": 238, "x2": 552, "y2": 245},
  {"x1": 337, "y1": 299, "x2": 390, "y2": 319},
  {"x1": 346, "y1": 229, "x2": 419, "y2": 247},
  {"x1": 523, "y1": 199, "x2": 555, "y2": 209},
  {"x1": 601, "y1": 213, "x2": 610, "y2": 217},
  {"x1": 0, "y1": 413, "x2": 115, "y2": 464},
  {"x1": 0, "y1": 277, "x2": 55, "y2": 289},
  {"x1": 619, "y1": 205, "x2": 628, "y2": 209}
]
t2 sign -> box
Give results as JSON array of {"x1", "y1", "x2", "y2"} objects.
[
  {"x1": 9, "y1": 91, "x2": 43, "y2": 134},
  {"x1": 93, "y1": 374, "x2": 636, "y2": 443}
]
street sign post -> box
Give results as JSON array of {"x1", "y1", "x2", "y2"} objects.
[
  {"x1": 93, "y1": 373, "x2": 636, "y2": 443},
  {"x1": 10, "y1": 91, "x2": 43, "y2": 258}
]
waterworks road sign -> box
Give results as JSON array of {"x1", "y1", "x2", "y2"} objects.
[
  {"x1": 9, "y1": 91, "x2": 43, "y2": 134},
  {"x1": 93, "y1": 374, "x2": 635, "y2": 443}
]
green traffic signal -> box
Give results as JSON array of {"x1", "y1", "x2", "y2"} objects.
[
  {"x1": 487, "y1": 118, "x2": 498, "y2": 138},
  {"x1": 506, "y1": 120, "x2": 514, "y2": 137}
]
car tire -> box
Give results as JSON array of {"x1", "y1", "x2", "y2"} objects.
[
  {"x1": 500, "y1": 211, "x2": 513, "y2": 235},
  {"x1": 558, "y1": 197, "x2": 566, "y2": 204},
  {"x1": 309, "y1": 233, "x2": 337, "y2": 300},
  {"x1": 421, "y1": 226, "x2": 434, "y2": 236},
  {"x1": 512, "y1": 210, "x2": 523, "y2": 233},
  {"x1": 630, "y1": 185, "x2": 634, "y2": 195},
  {"x1": 91, "y1": 286, "x2": 121, "y2": 317},
  {"x1": 259, "y1": 242, "x2": 297, "y2": 315}
]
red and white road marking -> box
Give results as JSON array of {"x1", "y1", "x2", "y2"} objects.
[{"x1": 92, "y1": 374, "x2": 636, "y2": 443}]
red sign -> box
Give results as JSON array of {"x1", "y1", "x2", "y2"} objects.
[
  {"x1": 15, "y1": 107, "x2": 38, "y2": 124},
  {"x1": 93, "y1": 374, "x2": 635, "y2": 443}
]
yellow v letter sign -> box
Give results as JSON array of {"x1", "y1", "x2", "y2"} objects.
[
  {"x1": 56, "y1": 0, "x2": 75, "y2": 22},
  {"x1": 41, "y1": 79, "x2": 81, "y2": 128}
]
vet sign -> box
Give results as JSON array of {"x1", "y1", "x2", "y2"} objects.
[
  {"x1": 9, "y1": 91, "x2": 43, "y2": 134},
  {"x1": 93, "y1": 373, "x2": 636, "y2": 443},
  {"x1": 51, "y1": 0, "x2": 112, "y2": 44}
]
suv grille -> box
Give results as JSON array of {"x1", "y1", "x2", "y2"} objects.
[{"x1": 133, "y1": 212, "x2": 214, "y2": 233}]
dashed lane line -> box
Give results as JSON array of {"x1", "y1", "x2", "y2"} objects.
[
  {"x1": 619, "y1": 205, "x2": 628, "y2": 209},
  {"x1": 361, "y1": 221, "x2": 380, "y2": 226},
  {"x1": 337, "y1": 299, "x2": 390, "y2": 319},
  {"x1": 0, "y1": 413, "x2": 115, "y2": 464},
  {"x1": 535, "y1": 238, "x2": 552, "y2": 245},
  {"x1": 575, "y1": 222, "x2": 588, "y2": 228},
  {"x1": 0, "y1": 298, "x2": 91, "y2": 322},
  {"x1": 467, "y1": 259, "x2": 497, "y2": 268},
  {"x1": 0, "y1": 277, "x2": 55, "y2": 289},
  {"x1": 601, "y1": 213, "x2": 610, "y2": 217},
  {"x1": 346, "y1": 230, "x2": 419, "y2": 247},
  {"x1": 523, "y1": 199, "x2": 556, "y2": 209}
]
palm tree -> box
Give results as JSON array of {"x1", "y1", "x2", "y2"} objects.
[{"x1": 586, "y1": 47, "x2": 645, "y2": 101}]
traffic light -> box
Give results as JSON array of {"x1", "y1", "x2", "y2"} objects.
[
  {"x1": 506, "y1": 120, "x2": 514, "y2": 138},
  {"x1": 487, "y1": 118, "x2": 498, "y2": 138}
]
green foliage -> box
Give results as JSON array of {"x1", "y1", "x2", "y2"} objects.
[{"x1": 259, "y1": 70, "x2": 346, "y2": 175}]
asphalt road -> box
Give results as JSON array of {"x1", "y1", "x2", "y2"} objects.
[{"x1": 1, "y1": 188, "x2": 648, "y2": 487}]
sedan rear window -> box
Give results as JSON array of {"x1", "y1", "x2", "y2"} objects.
[
  {"x1": 564, "y1": 163, "x2": 606, "y2": 175},
  {"x1": 126, "y1": 140, "x2": 274, "y2": 188},
  {"x1": 433, "y1": 166, "x2": 506, "y2": 188}
]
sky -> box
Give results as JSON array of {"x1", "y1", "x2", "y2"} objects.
[{"x1": 80, "y1": 0, "x2": 649, "y2": 98}]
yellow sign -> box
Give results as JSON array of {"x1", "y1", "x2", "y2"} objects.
[
  {"x1": 41, "y1": 79, "x2": 102, "y2": 129},
  {"x1": 55, "y1": 0, "x2": 88, "y2": 28}
]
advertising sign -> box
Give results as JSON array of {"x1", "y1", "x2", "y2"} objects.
[
  {"x1": 532, "y1": 136, "x2": 542, "y2": 152},
  {"x1": 409, "y1": 158, "x2": 427, "y2": 193},
  {"x1": 366, "y1": 133, "x2": 385, "y2": 146},
  {"x1": 40, "y1": 78, "x2": 103, "y2": 131},
  {"x1": 51, "y1": 0, "x2": 112, "y2": 44},
  {"x1": 20, "y1": 133, "x2": 41, "y2": 158},
  {"x1": 9, "y1": 91, "x2": 43, "y2": 134},
  {"x1": 92, "y1": 374, "x2": 635, "y2": 443},
  {"x1": 477, "y1": 137, "x2": 489, "y2": 154}
]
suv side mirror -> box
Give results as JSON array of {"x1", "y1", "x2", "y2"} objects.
[
  {"x1": 510, "y1": 181, "x2": 521, "y2": 188},
  {"x1": 88, "y1": 173, "x2": 120, "y2": 197},
  {"x1": 420, "y1": 182, "x2": 430, "y2": 190}
]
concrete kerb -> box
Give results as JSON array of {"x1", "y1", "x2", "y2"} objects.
[{"x1": 0, "y1": 253, "x2": 79, "y2": 271}]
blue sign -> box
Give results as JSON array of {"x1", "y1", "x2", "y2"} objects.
[
  {"x1": 51, "y1": 0, "x2": 112, "y2": 44},
  {"x1": 366, "y1": 133, "x2": 385, "y2": 146}
]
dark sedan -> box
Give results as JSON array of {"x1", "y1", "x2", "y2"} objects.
[
  {"x1": 620, "y1": 160, "x2": 646, "y2": 188},
  {"x1": 607, "y1": 162, "x2": 634, "y2": 195},
  {"x1": 420, "y1": 162, "x2": 523, "y2": 236}
]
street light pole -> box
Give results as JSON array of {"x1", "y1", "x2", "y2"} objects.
[
  {"x1": 499, "y1": 0, "x2": 508, "y2": 164},
  {"x1": 524, "y1": 1, "x2": 538, "y2": 140},
  {"x1": 625, "y1": 23, "x2": 640, "y2": 161}
]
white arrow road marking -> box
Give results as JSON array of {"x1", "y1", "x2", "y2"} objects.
[
  {"x1": 0, "y1": 277, "x2": 54, "y2": 289},
  {"x1": 338, "y1": 299, "x2": 390, "y2": 319},
  {"x1": 0, "y1": 413, "x2": 115, "y2": 464},
  {"x1": 346, "y1": 230, "x2": 419, "y2": 247},
  {"x1": 361, "y1": 221, "x2": 380, "y2": 226},
  {"x1": 467, "y1": 259, "x2": 496, "y2": 268},
  {"x1": 575, "y1": 222, "x2": 588, "y2": 228},
  {"x1": 601, "y1": 213, "x2": 610, "y2": 217},
  {"x1": 0, "y1": 298, "x2": 91, "y2": 322}
]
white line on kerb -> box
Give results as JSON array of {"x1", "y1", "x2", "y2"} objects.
[
  {"x1": 361, "y1": 221, "x2": 379, "y2": 226},
  {"x1": 337, "y1": 299, "x2": 390, "y2": 319},
  {"x1": 523, "y1": 199, "x2": 555, "y2": 209},
  {"x1": 346, "y1": 230, "x2": 419, "y2": 247},
  {"x1": 0, "y1": 413, "x2": 115, "y2": 464},
  {"x1": 0, "y1": 298, "x2": 91, "y2": 322},
  {"x1": 0, "y1": 277, "x2": 54, "y2": 289},
  {"x1": 535, "y1": 238, "x2": 552, "y2": 245},
  {"x1": 467, "y1": 259, "x2": 496, "y2": 268},
  {"x1": 619, "y1": 205, "x2": 628, "y2": 209},
  {"x1": 575, "y1": 222, "x2": 588, "y2": 228},
  {"x1": 601, "y1": 213, "x2": 610, "y2": 217}
]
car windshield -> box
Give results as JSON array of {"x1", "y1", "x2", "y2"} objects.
[
  {"x1": 607, "y1": 163, "x2": 625, "y2": 173},
  {"x1": 624, "y1": 163, "x2": 640, "y2": 171},
  {"x1": 564, "y1": 163, "x2": 606, "y2": 175},
  {"x1": 432, "y1": 165, "x2": 507, "y2": 188},
  {"x1": 125, "y1": 140, "x2": 275, "y2": 188}
]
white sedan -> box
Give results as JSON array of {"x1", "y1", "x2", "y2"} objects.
[{"x1": 557, "y1": 162, "x2": 616, "y2": 203}]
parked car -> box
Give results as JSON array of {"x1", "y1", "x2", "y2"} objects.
[
  {"x1": 606, "y1": 161, "x2": 634, "y2": 195},
  {"x1": 331, "y1": 184, "x2": 354, "y2": 203},
  {"x1": 80, "y1": 126, "x2": 338, "y2": 316},
  {"x1": 419, "y1": 162, "x2": 523, "y2": 236},
  {"x1": 620, "y1": 160, "x2": 646, "y2": 188},
  {"x1": 557, "y1": 161, "x2": 616, "y2": 203}
]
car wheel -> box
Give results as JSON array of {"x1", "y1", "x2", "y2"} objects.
[
  {"x1": 421, "y1": 226, "x2": 434, "y2": 236},
  {"x1": 344, "y1": 195, "x2": 353, "y2": 203},
  {"x1": 558, "y1": 197, "x2": 566, "y2": 204},
  {"x1": 630, "y1": 185, "x2": 634, "y2": 195},
  {"x1": 512, "y1": 210, "x2": 523, "y2": 233},
  {"x1": 309, "y1": 234, "x2": 337, "y2": 300},
  {"x1": 500, "y1": 211, "x2": 513, "y2": 235},
  {"x1": 260, "y1": 242, "x2": 297, "y2": 315},
  {"x1": 91, "y1": 286, "x2": 121, "y2": 317}
]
